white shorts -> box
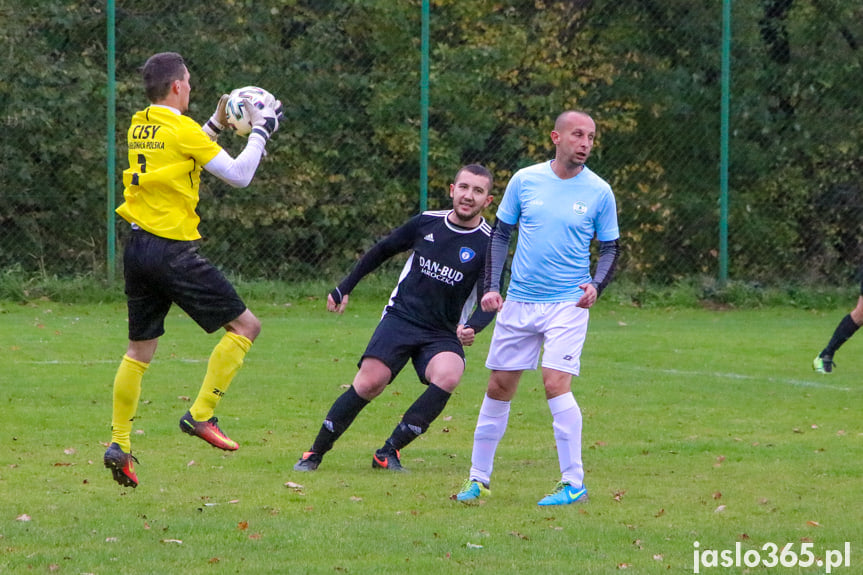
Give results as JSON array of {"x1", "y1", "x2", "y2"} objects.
[{"x1": 485, "y1": 301, "x2": 589, "y2": 376}]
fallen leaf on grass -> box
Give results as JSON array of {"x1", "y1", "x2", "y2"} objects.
[
  {"x1": 64, "y1": 448, "x2": 76, "y2": 455},
  {"x1": 208, "y1": 558, "x2": 220, "y2": 564},
  {"x1": 466, "y1": 543, "x2": 483, "y2": 549},
  {"x1": 712, "y1": 491, "x2": 722, "y2": 499},
  {"x1": 161, "y1": 539, "x2": 183, "y2": 544},
  {"x1": 509, "y1": 531, "x2": 529, "y2": 540},
  {"x1": 248, "y1": 533, "x2": 262, "y2": 540},
  {"x1": 653, "y1": 554, "x2": 663, "y2": 561},
  {"x1": 714, "y1": 505, "x2": 726, "y2": 513},
  {"x1": 15, "y1": 514, "x2": 31, "y2": 522},
  {"x1": 612, "y1": 490, "x2": 626, "y2": 502},
  {"x1": 284, "y1": 481, "x2": 304, "y2": 492},
  {"x1": 654, "y1": 508, "x2": 665, "y2": 518},
  {"x1": 178, "y1": 395, "x2": 190, "y2": 401},
  {"x1": 617, "y1": 563, "x2": 631, "y2": 569},
  {"x1": 350, "y1": 496, "x2": 363, "y2": 502},
  {"x1": 806, "y1": 521, "x2": 821, "y2": 527},
  {"x1": 237, "y1": 521, "x2": 249, "y2": 531}
]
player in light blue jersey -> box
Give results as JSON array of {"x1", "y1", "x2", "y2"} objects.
[{"x1": 456, "y1": 110, "x2": 620, "y2": 506}]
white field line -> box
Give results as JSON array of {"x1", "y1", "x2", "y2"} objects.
[
  {"x1": 16, "y1": 360, "x2": 855, "y2": 391},
  {"x1": 17, "y1": 358, "x2": 207, "y2": 364},
  {"x1": 624, "y1": 365, "x2": 853, "y2": 392}
]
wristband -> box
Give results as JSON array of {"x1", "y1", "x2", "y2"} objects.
[{"x1": 330, "y1": 287, "x2": 343, "y2": 305}]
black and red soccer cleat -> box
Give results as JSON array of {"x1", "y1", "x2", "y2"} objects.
[
  {"x1": 293, "y1": 451, "x2": 323, "y2": 472},
  {"x1": 104, "y1": 442, "x2": 139, "y2": 488},
  {"x1": 179, "y1": 411, "x2": 239, "y2": 451},
  {"x1": 372, "y1": 447, "x2": 406, "y2": 472}
]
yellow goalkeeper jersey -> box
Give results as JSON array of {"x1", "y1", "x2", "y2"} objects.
[{"x1": 116, "y1": 105, "x2": 222, "y2": 241}]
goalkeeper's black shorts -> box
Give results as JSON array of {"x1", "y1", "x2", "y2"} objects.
[{"x1": 123, "y1": 227, "x2": 247, "y2": 341}]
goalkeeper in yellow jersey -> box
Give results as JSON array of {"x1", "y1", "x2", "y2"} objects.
[{"x1": 104, "y1": 52, "x2": 280, "y2": 488}]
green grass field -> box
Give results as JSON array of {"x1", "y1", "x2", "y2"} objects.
[{"x1": 1, "y1": 293, "x2": 861, "y2": 574}]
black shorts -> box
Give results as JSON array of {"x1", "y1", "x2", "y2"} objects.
[
  {"x1": 360, "y1": 313, "x2": 465, "y2": 385},
  {"x1": 123, "y1": 228, "x2": 247, "y2": 341}
]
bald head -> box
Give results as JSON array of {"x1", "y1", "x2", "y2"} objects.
[
  {"x1": 554, "y1": 110, "x2": 594, "y2": 132},
  {"x1": 550, "y1": 110, "x2": 596, "y2": 177}
]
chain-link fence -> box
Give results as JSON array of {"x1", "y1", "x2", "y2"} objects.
[{"x1": 3, "y1": 1, "x2": 863, "y2": 287}]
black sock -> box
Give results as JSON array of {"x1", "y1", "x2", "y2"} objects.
[
  {"x1": 384, "y1": 384, "x2": 451, "y2": 452},
  {"x1": 822, "y1": 314, "x2": 860, "y2": 357},
  {"x1": 310, "y1": 386, "x2": 370, "y2": 455}
]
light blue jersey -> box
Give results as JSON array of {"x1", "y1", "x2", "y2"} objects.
[{"x1": 496, "y1": 160, "x2": 619, "y2": 303}]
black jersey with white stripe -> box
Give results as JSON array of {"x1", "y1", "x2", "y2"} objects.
[{"x1": 336, "y1": 210, "x2": 495, "y2": 334}]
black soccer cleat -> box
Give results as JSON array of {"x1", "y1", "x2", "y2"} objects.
[
  {"x1": 372, "y1": 447, "x2": 407, "y2": 472},
  {"x1": 293, "y1": 451, "x2": 323, "y2": 472},
  {"x1": 104, "y1": 442, "x2": 139, "y2": 488}
]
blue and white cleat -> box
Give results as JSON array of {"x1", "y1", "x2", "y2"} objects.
[
  {"x1": 454, "y1": 479, "x2": 490, "y2": 503},
  {"x1": 537, "y1": 481, "x2": 588, "y2": 506}
]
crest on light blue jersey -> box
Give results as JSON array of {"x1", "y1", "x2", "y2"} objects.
[
  {"x1": 459, "y1": 247, "x2": 476, "y2": 262},
  {"x1": 573, "y1": 201, "x2": 588, "y2": 215}
]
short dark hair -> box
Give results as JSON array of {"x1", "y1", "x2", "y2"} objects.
[
  {"x1": 455, "y1": 163, "x2": 493, "y2": 191},
  {"x1": 140, "y1": 52, "x2": 186, "y2": 103}
]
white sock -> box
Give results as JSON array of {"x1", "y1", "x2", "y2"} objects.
[
  {"x1": 549, "y1": 392, "x2": 584, "y2": 488},
  {"x1": 468, "y1": 394, "x2": 511, "y2": 486}
]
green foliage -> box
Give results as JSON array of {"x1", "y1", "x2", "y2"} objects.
[{"x1": 3, "y1": 1, "x2": 863, "y2": 285}]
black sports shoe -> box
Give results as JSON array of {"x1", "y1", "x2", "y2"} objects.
[
  {"x1": 372, "y1": 448, "x2": 407, "y2": 472},
  {"x1": 104, "y1": 442, "x2": 139, "y2": 488},
  {"x1": 293, "y1": 451, "x2": 323, "y2": 472}
]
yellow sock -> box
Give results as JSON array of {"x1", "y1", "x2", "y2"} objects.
[
  {"x1": 190, "y1": 332, "x2": 252, "y2": 421},
  {"x1": 111, "y1": 355, "x2": 148, "y2": 452}
]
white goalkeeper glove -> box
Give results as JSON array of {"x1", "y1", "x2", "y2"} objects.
[
  {"x1": 245, "y1": 98, "x2": 281, "y2": 141},
  {"x1": 202, "y1": 93, "x2": 230, "y2": 141}
]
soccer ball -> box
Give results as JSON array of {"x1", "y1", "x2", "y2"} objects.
[{"x1": 224, "y1": 86, "x2": 276, "y2": 137}]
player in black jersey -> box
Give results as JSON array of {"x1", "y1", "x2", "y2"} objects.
[{"x1": 294, "y1": 164, "x2": 495, "y2": 472}]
